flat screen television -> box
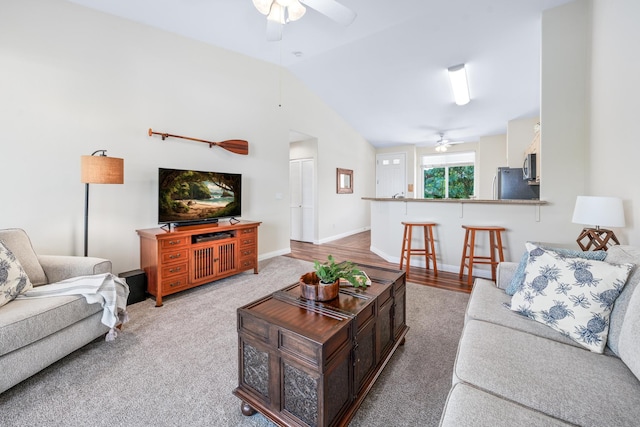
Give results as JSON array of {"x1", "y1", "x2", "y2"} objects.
[{"x1": 158, "y1": 167, "x2": 241, "y2": 225}]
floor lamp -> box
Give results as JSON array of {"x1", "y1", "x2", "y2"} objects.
[
  {"x1": 571, "y1": 196, "x2": 625, "y2": 251},
  {"x1": 81, "y1": 150, "x2": 124, "y2": 257}
]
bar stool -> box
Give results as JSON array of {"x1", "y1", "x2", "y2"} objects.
[
  {"x1": 459, "y1": 225, "x2": 506, "y2": 286},
  {"x1": 400, "y1": 222, "x2": 438, "y2": 279}
]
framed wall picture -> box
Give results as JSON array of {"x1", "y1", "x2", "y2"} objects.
[{"x1": 337, "y1": 168, "x2": 353, "y2": 194}]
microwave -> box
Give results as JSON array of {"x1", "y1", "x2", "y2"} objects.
[{"x1": 523, "y1": 153, "x2": 537, "y2": 181}]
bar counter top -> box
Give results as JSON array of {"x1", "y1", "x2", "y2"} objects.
[{"x1": 362, "y1": 197, "x2": 548, "y2": 205}]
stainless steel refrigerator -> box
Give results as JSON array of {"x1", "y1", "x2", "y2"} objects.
[{"x1": 495, "y1": 167, "x2": 540, "y2": 200}]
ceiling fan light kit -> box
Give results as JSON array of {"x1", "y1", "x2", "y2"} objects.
[
  {"x1": 434, "y1": 133, "x2": 462, "y2": 152},
  {"x1": 254, "y1": 0, "x2": 356, "y2": 41},
  {"x1": 252, "y1": 0, "x2": 272, "y2": 15},
  {"x1": 254, "y1": 0, "x2": 306, "y2": 24},
  {"x1": 447, "y1": 64, "x2": 471, "y2": 106}
]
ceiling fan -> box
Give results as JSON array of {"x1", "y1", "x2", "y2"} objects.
[
  {"x1": 434, "y1": 133, "x2": 463, "y2": 152},
  {"x1": 252, "y1": 0, "x2": 357, "y2": 41}
]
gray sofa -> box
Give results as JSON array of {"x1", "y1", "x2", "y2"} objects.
[
  {"x1": 440, "y1": 245, "x2": 640, "y2": 426},
  {"x1": 0, "y1": 229, "x2": 112, "y2": 394}
]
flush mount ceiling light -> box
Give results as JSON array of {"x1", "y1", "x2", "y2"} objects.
[
  {"x1": 253, "y1": 0, "x2": 356, "y2": 41},
  {"x1": 447, "y1": 64, "x2": 471, "y2": 106}
]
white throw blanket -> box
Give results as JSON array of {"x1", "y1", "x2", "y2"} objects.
[{"x1": 17, "y1": 273, "x2": 130, "y2": 341}]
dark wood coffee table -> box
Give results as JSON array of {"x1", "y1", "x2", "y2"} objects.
[{"x1": 233, "y1": 265, "x2": 408, "y2": 427}]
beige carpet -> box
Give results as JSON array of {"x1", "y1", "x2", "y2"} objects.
[{"x1": 0, "y1": 256, "x2": 469, "y2": 426}]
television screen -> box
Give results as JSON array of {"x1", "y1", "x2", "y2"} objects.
[{"x1": 158, "y1": 168, "x2": 241, "y2": 225}]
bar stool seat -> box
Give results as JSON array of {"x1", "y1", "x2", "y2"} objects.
[
  {"x1": 459, "y1": 225, "x2": 506, "y2": 286},
  {"x1": 400, "y1": 222, "x2": 438, "y2": 279}
]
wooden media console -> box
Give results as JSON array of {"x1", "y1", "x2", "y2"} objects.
[{"x1": 137, "y1": 220, "x2": 261, "y2": 306}]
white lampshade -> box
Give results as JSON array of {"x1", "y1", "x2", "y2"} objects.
[{"x1": 571, "y1": 196, "x2": 625, "y2": 228}]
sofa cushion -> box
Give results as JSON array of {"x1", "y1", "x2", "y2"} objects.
[
  {"x1": 454, "y1": 320, "x2": 640, "y2": 427},
  {"x1": 0, "y1": 241, "x2": 33, "y2": 308},
  {"x1": 618, "y1": 280, "x2": 640, "y2": 381},
  {"x1": 0, "y1": 229, "x2": 48, "y2": 286},
  {"x1": 602, "y1": 245, "x2": 640, "y2": 355},
  {"x1": 510, "y1": 243, "x2": 633, "y2": 353},
  {"x1": 506, "y1": 244, "x2": 607, "y2": 296},
  {"x1": 0, "y1": 294, "x2": 103, "y2": 357},
  {"x1": 440, "y1": 382, "x2": 573, "y2": 427},
  {"x1": 466, "y1": 279, "x2": 587, "y2": 350}
]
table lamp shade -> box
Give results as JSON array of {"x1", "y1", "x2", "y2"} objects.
[
  {"x1": 81, "y1": 156, "x2": 124, "y2": 184},
  {"x1": 571, "y1": 196, "x2": 625, "y2": 228}
]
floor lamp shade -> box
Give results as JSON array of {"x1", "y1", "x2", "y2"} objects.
[
  {"x1": 81, "y1": 155, "x2": 124, "y2": 184},
  {"x1": 81, "y1": 151, "x2": 124, "y2": 256}
]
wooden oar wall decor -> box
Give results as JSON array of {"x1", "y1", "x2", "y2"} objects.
[{"x1": 148, "y1": 128, "x2": 249, "y2": 155}]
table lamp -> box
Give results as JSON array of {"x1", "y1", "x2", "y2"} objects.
[
  {"x1": 571, "y1": 196, "x2": 624, "y2": 251},
  {"x1": 81, "y1": 150, "x2": 124, "y2": 256}
]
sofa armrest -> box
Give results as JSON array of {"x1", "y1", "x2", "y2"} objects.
[
  {"x1": 37, "y1": 255, "x2": 112, "y2": 284},
  {"x1": 496, "y1": 262, "x2": 518, "y2": 290}
]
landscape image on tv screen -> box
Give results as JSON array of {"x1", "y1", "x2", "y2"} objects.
[{"x1": 158, "y1": 168, "x2": 241, "y2": 224}]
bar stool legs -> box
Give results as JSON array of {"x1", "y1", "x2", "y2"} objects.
[
  {"x1": 400, "y1": 222, "x2": 438, "y2": 279},
  {"x1": 459, "y1": 225, "x2": 505, "y2": 286}
]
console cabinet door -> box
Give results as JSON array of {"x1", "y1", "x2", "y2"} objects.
[
  {"x1": 191, "y1": 241, "x2": 237, "y2": 283},
  {"x1": 354, "y1": 318, "x2": 376, "y2": 392},
  {"x1": 393, "y1": 281, "x2": 407, "y2": 339},
  {"x1": 377, "y1": 297, "x2": 394, "y2": 361}
]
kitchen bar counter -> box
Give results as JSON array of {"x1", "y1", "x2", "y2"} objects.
[
  {"x1": 362, "y1": 197, "x2": 548, "y2": 205},
  {"x1": 364, "y1": 197, "x2": 555, "y2": 280}
]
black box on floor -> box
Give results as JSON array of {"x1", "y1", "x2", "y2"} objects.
[{"x1": 118, "y1": 269, "x2": 147, "y2": 305}]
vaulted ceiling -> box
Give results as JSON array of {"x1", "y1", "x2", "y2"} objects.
[{"x1": 67, "y1": 0, "x2": 572, "y2": 147}]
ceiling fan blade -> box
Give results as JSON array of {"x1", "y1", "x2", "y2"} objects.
[
  {"x1": 266, "y1": 19, "x2": 282, "y2": 41},
  {"x1": 300, "y1": 0, "x2": 357, "y2": 26}
]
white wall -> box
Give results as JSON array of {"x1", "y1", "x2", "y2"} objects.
[
  {"x1": 477, "y1": 134, "x2": 507, "y2": 199},
  {"x1": 589, "y1": 0, "x2": 640, "y2": 245},
  {"x1": 539, "y1": 0, "x2": 591, "y2": 243},
  {"x1": 0, "y1": 0, "x2": 375, "y2": 274},
  {"x1": 283, "y1": 77, "x2": 375, "y2": 243},
  {"x1": 507, "y1": 117, "x2": 539, "y2": 167}
]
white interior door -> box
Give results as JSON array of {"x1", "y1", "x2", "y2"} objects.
[
  {"x1": 290, "y1": 159, "x2": 314, "y2": 242},
  {"x1": 376, "y1": 153, "x2": 406, "y2": 197}
]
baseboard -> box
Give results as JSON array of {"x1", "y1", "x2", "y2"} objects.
[
  {"x1": 316, "y1": 226, "x2": 371, "y2": 245},
  {"x1": 258, "y1": 248, "x2": 291, "y2": 261}
]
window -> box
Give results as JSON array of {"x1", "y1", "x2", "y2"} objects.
[{"x1": 422, "y1": 152, "x2": 475, "y2": 199}]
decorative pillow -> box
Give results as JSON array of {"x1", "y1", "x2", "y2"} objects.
[
  {"x1": 510, "y1": 242, "x2": 634, "y2": 353},
  {"x1": 0, "y1": 240, "x2": 33, "y2": 308},
  {"x1": 506, "y1": 243, "x2": 608, "y2": 295}
]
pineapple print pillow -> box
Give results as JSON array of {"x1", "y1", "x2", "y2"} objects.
[
  {"x1": 0, "y1": 240, "x2": 34, "y2": 308},
  {"x1": 510, "y1": 242, "x2": 634, "y2": 353}
]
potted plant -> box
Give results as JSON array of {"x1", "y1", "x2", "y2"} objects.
[{"x1": 299, "y1": 255, "x2": 369, "y2": 301}]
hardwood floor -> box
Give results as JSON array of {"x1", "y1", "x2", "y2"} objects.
[{"x1": 286, "y1": 231, "x2": 473, "y2": 294}]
